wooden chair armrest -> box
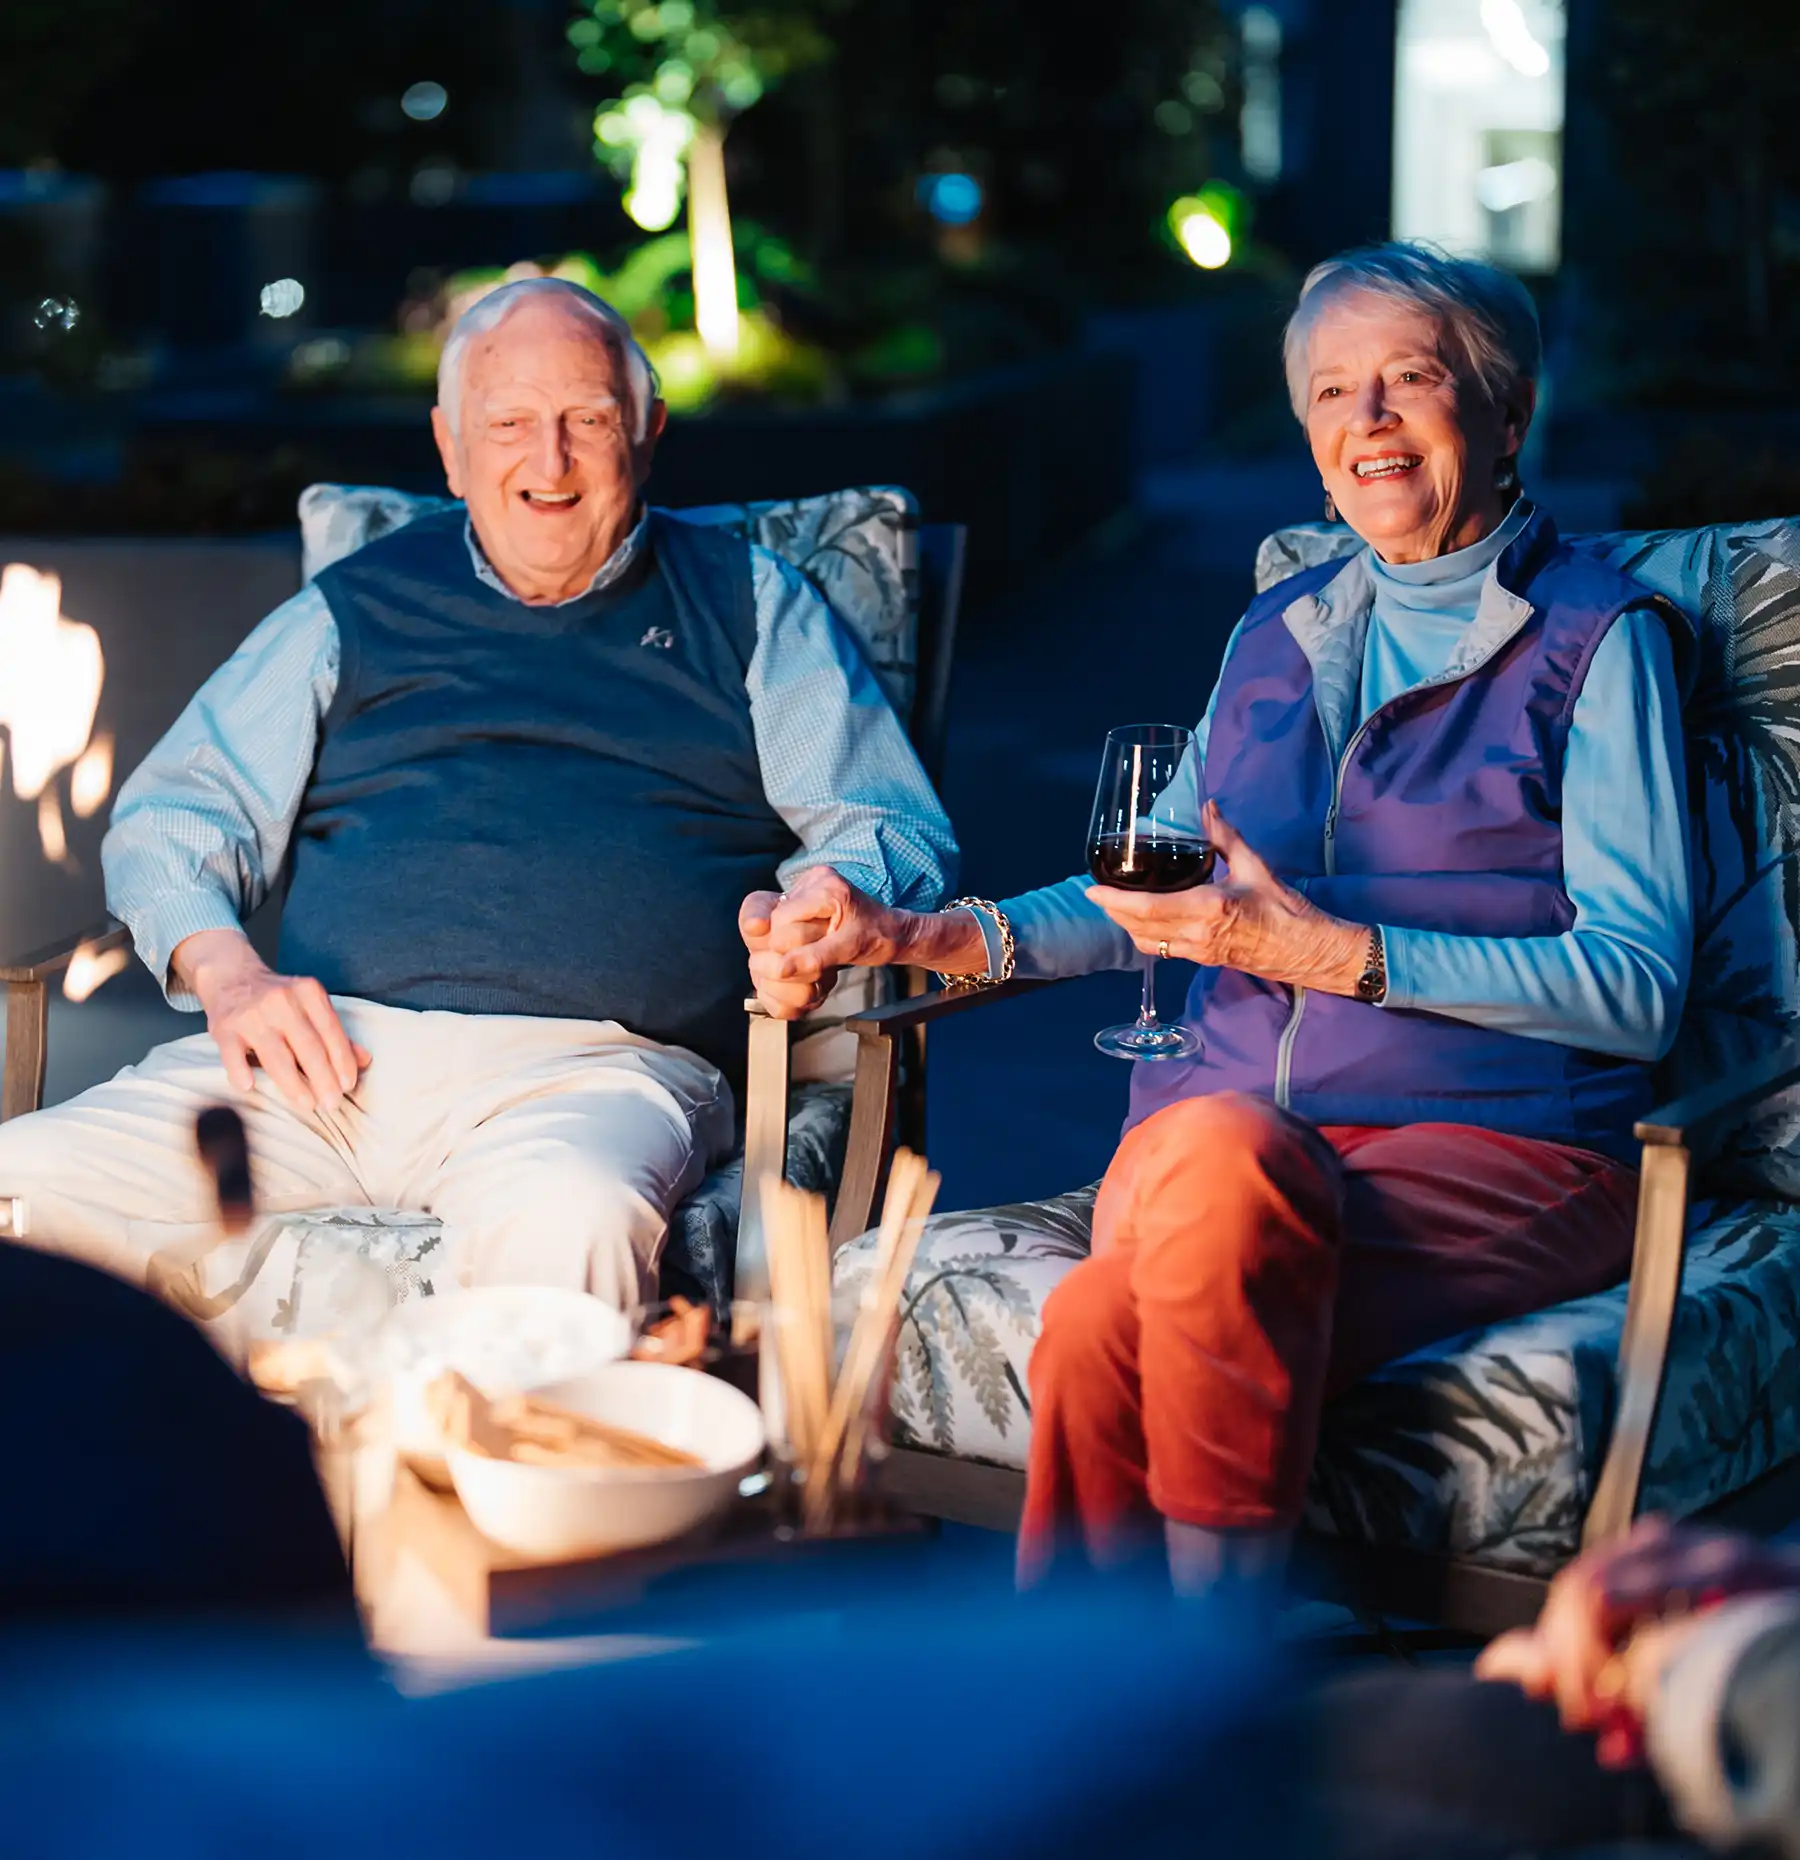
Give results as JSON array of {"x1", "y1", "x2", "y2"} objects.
[
  {"x1": 733, "y1": 976, "x2": 1072, "y2": 1290},
  {"x1": 731, "y1": 1006, "x2": 793, "y2": 1305},
  {"x1": 841, "y1": 975, "x2": 1060, "y2": 1037},
  {"x1": 1635, "y1": 1038, "x2": 1800, "y2": 1162},
  {"x1": 1577, "y1": 1046, "x2": 1800, "y2": 1549},
  {"x1": 832, "y1": 975, "x2": 1068, "y2": 1249},
  {"x1": 2, "y1": 921, "x2": 131, "y2": 1125},
  {"x1": 1584, "y1": 1039, "x2": 1800, "y2": 1546},
  {"x1": 0, "y1": 919, "x2": 128, "y2": 984}
]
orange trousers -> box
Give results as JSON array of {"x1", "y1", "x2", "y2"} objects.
[{"x1": 1018, "y1": 1092, "x2": 1638, "y2": 1582}]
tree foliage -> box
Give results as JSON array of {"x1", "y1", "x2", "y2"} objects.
[
  {"x1": 0, "y1": 0, "x2": 144, "y2": 165},
  {"x1": 1596, "y1": 0, "x2": 1800, "y2": 388}
]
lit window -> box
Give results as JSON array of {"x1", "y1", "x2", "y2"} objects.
[
  {"x1": 1239, "y1": 7, "x2": 1283, "y2": 184},
  {"x1": 1392, "y1": 0, "x2": 1565, "y2": 272}
]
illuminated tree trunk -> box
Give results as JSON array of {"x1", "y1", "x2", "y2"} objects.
[{"x1": 688, "y1": 121, "x2": 740, "y2": 362}]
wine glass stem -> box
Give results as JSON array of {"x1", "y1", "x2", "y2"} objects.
[{"x1": 1138, "y1": 954, "x2": 1159, "y2": 1027}]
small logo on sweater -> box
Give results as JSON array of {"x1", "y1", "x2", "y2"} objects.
[{"x1": 640, "y1": 625, "x2": 676, "y2": 650}]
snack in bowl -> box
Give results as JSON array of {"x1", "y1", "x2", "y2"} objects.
[
  {"x1": 440, "y1": 1360, "x2": 765, "y2": 1561},
  {"x1": 427, "y1": 1370, "x2": 704, "y2": 1471},
  {"x1": 376, "y1": 1286, "x2": 632, "y2": 1481}
]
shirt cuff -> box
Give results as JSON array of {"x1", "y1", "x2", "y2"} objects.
[
  {"x1": 955, "y1": 905, "x2": 1006, "y2": 981},
  {"x1": 1378, "y1": 924, "x2": 1414, "y2": 1011},
  {"x1": 122, "y1": 890, "x2": 246, "y2": 1011},
  {"x1": 1646, "y1": 1593, "x2": 1800, "y2": 1843}
]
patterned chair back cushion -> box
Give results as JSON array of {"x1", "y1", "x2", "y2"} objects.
[
  {"x1": 297, "y1": 482, "x2": 925, "y2": 1083},
  {"x1": 1256, "y1": 515, "x2": 1800, "y2": 1198}
]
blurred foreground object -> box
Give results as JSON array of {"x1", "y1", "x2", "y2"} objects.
[
  {"x1": 0, "y1": 1239, "x2": 353, "y2": 1621},
  {"x1": 0, "y1": 1575, "x2": 1305, "y2": 1858}
]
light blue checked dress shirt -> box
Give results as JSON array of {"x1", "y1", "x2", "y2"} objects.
[{"x1": 104, "y1": 514, "x2": 959, "y2": 1009}]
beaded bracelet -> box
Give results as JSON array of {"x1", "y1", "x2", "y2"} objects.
[{"x1": 935, "y1": 896, "x2": 1016, "y2": 991}]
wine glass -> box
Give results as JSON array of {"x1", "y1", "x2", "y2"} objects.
[{"x1": 1087, "y1": 723, "x2": 1214, "y2": 1061}]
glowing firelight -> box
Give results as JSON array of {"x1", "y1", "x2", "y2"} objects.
[
  {"x1": 64, "y1": 936, "x2": 131, "y2": 1004},
  {"x1": 0, "y1": 564, "x2": 104, "y2": 801},
  {"x1": 70, "y1": 731, "x2": 114, "y2": 818},
  {"x1": 37, "y1": 791, "x2": 68, "y2": 865}
]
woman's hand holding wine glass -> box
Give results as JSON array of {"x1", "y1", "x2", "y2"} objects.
[{"x1": 1087, "y1": 802, "x2": 1369, "y2": 995}]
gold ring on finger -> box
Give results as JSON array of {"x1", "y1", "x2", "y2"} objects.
[{"x1": 1158, "y1": 939, "x2": 1170, "y2": 961}]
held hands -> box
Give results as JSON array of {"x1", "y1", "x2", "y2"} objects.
[
  {"x1": 738, "y1": 867, "x2": 988, "y2": 1019},
  {"x1": 739, "y1": 867, "x2": 903, "y2": 1019},
  {"x1": 1086, "y1": 803, "x2": 1367, "y2": 995},
  {"x1": 1474, "y1": 1516, "x2": 1800, "y2": 1766},
  {"x1": 173, "y1": 928, "x2": 371, "y2": 1116}
]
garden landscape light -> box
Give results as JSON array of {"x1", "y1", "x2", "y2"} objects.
[
  {"x1": 259, "y1": 278, "x2": 306, "y2": 318},
  {"x1": 401, "y1": 81, "x2": 448, "y2": 122}
]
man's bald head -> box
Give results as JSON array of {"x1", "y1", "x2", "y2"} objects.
[
  {"x1": 429, "y1": 280, "x2": 668, "y2": 605},
  {"x1": 437, "y1": 279, "x2": 659, "y2": 441}
]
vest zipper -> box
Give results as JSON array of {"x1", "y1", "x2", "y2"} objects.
[
  {"x1": 1322, "y1": 714, "x2": 1377, "y2": 878},
  {"x1": 1274, "y1": 986, "x2": 1307, "y2": 1109}
]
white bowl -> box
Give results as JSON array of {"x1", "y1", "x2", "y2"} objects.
[
  {"x1": 376, "y1": 1286, "x2": 632, "y2": 1479},
  {"x1": 446, "y1": 1362, "x2": 765, "y2": 1562}
]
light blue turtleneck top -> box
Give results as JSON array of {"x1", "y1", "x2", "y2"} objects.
[{"x1": 1001, "y1": 502, "x2": 1692, "y2": 1065}]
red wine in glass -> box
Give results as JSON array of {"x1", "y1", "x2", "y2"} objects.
[
  {"x1": 1087, "y1": 723, "x2": 1209, "y2": 1060},
  {"x1": 1087, "y1": 834, "x2": 1216, "y2": 892}
]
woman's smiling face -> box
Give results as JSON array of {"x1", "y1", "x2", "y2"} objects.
[{"x1": 1303, "y1": 288, "x2": 1529, "y2": 563}]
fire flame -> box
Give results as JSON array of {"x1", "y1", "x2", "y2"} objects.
[
  {"x1": 37, "y1": 790, "x2": 68, "y2": 865},
  {"x1": 70, "y1": 731, "x2": 114, "y2": 819},
  {"x1": 0, "y1": 565, "x2": 105, "y2": 802},
  {"x1": 0, "y1": 563, "x2": 110, "y2": 862},
  {"x1": 64, "y1": 937, "x2": 130, "y2": 1003}
]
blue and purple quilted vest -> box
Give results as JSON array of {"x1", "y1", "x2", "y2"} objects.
[{"x1": 1128, "y1": 511, "x2": 1669, "y2": 1164}]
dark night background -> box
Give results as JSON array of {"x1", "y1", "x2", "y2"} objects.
[{"x1": 6, "y1": 0, "x2": 1800, "y2": 1208}]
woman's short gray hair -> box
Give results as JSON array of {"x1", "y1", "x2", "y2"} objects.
[
  {"x1": 1282, "y1": 242, "x2": 1541, "y2": 421},
  {"x1": 437, "y1": 277, "x2": 661, "y2": 441}
]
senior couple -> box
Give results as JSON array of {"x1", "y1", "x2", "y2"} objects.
[{"x1": 0, "y1": 247, "x2": 1687, "y2": 1600}]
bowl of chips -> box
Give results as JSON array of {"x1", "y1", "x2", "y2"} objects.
[{"x1": 434, "y1": 1360, "x2": 765, "y2": 1560}]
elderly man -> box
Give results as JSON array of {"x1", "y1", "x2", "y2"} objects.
[{"x1": 0, "y1": 278, "x2": 955, "y2": 1307}]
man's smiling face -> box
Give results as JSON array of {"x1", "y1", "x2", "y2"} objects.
[{"x1": 431, "y1": 295, "x2": 665, "y2": 604}]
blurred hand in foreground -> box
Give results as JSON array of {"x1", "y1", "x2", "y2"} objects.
[{"x1": 1476, "y1": 1515, "x2": 1800, "y2": 1764}]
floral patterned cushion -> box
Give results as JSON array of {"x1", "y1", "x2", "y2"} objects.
[
  {"x1": 837, "y1": 1189, "x2": 1800, "y2": 1576},
  {"x1": 1256, "y1": 514, "x2": 1800, "y2": 1201},
  {"x1": 298, "y1": 480, "x2": 919, "y2": 718},
  {"x1": 662, "y1": 1081, "x2": 852, "y2": 1314}
]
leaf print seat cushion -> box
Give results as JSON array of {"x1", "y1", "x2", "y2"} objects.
[
  {"x1": 835, "y1": 1189, "x2": 1800, "y2": 1576},
  {"x1": 835, "y1": 514, "x2": 1800, "y2": 1576}
]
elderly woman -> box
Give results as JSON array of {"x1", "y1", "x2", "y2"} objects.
[{"x1": 741, "y1": 243, "x2": 1691, "y2": 1593}]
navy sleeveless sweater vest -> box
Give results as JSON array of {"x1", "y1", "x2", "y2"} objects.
[
  {"x1": 280, "y1": 508, "x2": 797, "y2": 1079},
  {"x1": 1128, "y1": 512, "x2": 1670, "y2": 1164}
]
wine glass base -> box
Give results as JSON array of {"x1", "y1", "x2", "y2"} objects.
[{"x1": 1094, "y1": 1021, "x2": 1203, "y2": 1062}]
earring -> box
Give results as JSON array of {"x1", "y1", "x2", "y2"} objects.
[
  {"x1": 1323, "y1": 490, "x2": 1338, "y2": 523},
  {"x1": 1495, "y1": 455, "x2": 1521, "y2": 496}
]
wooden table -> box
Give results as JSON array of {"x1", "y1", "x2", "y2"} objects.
[{"x1": 346, "y1": 1458, "x2": 927, "y2": 1691}]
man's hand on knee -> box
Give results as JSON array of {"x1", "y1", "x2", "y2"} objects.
[{"x1": 172, "y1": 929, "x2": 370, "y2": 1116}]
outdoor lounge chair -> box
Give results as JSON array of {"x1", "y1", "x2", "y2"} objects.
[
  {"x1": 0, "y1": 481, "x2": 965, "y2": 1325},
  {"x1": 794, "y1": 514, "x2": 1800, "y2": 1635}
]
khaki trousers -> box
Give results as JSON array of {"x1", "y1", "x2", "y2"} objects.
[{"x1": 0, "y1": 997, "x2": 734, "y2": 1313}]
